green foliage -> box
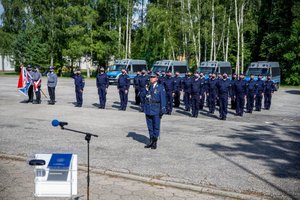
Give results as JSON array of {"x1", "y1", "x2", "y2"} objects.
[{"x1": 0, "y1": 0, "x2": 299, "y2": 84}]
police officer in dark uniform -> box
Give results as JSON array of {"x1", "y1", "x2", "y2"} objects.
[
  {"x1": 216, "y1": 73, "x2": 231, "y2": 120},
  {"x1": 191, "y1": 71, "x2": 201, "y2": 118},
  {"x1": 264, "y1": 74, "x2": 275, "y2": 110},
  {"x1": 234, "y1": 73, "x2": 247, "y2": 116},
  {"x1": 96, "y1": 67, "x2": 109, "y2": 109},
  {"x1": 163, "y1": 71, "x2": 174, "y2": 115},
  {"x1": 173, "y1": 71, "x2": 182, "y2": 108},
  {"x1": 246, "y1": 74, "x2": 257, "y2": 113},
  {"x1": 71, "y1": 68, "x2": 85, "y2": 107},
  {"x1": 117, "y1": 68, "x2": 130, "y2": 110},
  {"x1": 26, "y1": 65, "x2": 34, "y2": 103},
  {"x1": 207, "y1": 73, "x2": 218, "y2": 114},
  {"x1": 138, "y1": 69, "x2": 149, "y2": 112},
  {"x1": 199, "y1": 73, "x2": 206, "y2": 110},
  {"x1": 230, "y1": 73, "x2": 237, "y2": 109},
  {"x1": 32, "y1": 66, "x2": 42, "y2": 104},
  {"x1": 158, "y1": 71, "x2": 166, "y2": 85},
  {"x1": 47, "y1": 66, "x2": 58, "y2": 105},
  {"x1": 182, "y1": 72, "x2": 192, "y2": 111},
  {"x1": 144, "y1": 73, "x2": 166, "y2": 150},
  {"x1": 216, "y1": 73, "x2": 222, "y2": 106},
  {"x1": 255, "y1": 74, "x2": 264, "y2": 111},
  {"x1": 133, "y1": 71, "x2": 141, "y2": 105},
  {"x1": 206, "y1": 73, "x2": 212, "y2": 107}
]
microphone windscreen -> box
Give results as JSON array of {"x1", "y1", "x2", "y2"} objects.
[{"x1": 51, "y1": 119, "x2": 60, "y2": 127}]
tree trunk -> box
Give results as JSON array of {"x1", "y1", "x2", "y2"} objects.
[
  {"x1": 1, "y1": 54, "x2": 5, "y2": 72},
  {"x1": 241, "y1": 3, "x2": 245, "y2": 73},
  {"x1": 210, "y1": 0, "x2": 215, "y2": 61},
  {"x1": 225, "y1": 9, "x2": 231, "y2": 62},
  {"x1": 188, "y1": 0, "x2": 199, "y2": 65},
  {"x1": 125, "y1": 0, "x2": 130, "y2": 59},
  {"x1": 235, "y1": 0, "x2": 240, "y2": 75},
  {"x1": 197, "y1": 0, "x2": 202, "y2": 65}
]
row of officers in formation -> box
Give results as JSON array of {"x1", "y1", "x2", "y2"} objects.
[{"x1": 26, "y1": 65, "x2": 276, "y2": 121}]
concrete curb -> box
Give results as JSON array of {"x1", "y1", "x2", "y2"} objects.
[{"x1": 0, "y1": 153, "x2": 268, "y2": 200}]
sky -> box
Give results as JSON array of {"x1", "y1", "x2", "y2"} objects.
[{"x1": 0, "y1": 3, "x2": 3, "y2": 26}]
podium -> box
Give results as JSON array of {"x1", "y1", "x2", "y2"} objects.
[{"x1": 33, "y1": 153, "x2": 77, "y2": 197}]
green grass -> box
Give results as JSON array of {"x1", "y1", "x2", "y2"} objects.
[
  {"x1": 280, "y1": 84, "x2": 300, "y2": 89},
  {"x1": 0, "y1": 71, "x2": 19, "y2": 76}
]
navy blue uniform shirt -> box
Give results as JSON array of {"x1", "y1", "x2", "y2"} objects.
[
  {"x1": 118, "y1": 74, "x2": 130, "y2": 90},
  {"x1": 96, "y1": 73, "x2": 109, "y2": 88},
  {"x1": 144, "y1": 83, "x2": 167, "y2": 116}
]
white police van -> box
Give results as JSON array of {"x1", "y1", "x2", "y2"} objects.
[
  {"x1": 245, "y1": 61, "x2": 281, "y2": 90},
  {"x1": 107, "y1": 59, "x2": 147, "y2": 84},
  {"x1": 151, "y1": 60, "x2": 188, "y2": 77},
  {"x1": 198, "y1": 61, "x2": 232, "y2": 79}
]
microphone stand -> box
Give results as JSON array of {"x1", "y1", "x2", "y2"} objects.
[{"x1": 59, "y1": 124, "x2": 98, "y2": 200}]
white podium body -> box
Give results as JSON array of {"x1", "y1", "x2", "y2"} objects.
[{"x1": 34, "y1": 153, "x2": 77, "y2": 197}]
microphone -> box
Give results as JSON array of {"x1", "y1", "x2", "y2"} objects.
[{"x1": 52, "y1": 119, "x2": 68, "y2": 128}]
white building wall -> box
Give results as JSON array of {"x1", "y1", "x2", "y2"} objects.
[{"x1": 0, "y1": 55, "x2": 14, "y2": 71}]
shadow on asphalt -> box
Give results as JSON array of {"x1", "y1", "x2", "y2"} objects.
[
  {"x1": 126, "y1": 132, "x2": 148, "y2": 145},
  {"x1": 175, "y1": 110, "x2": 191, "y2": 117},
  {"x1": 285, "y1": 90, "x2": 300, "y2": 95},
  {"x1": 198, "y1": 124, "x2": 300, "y2": 200}
]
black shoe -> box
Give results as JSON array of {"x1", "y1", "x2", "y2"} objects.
[
  {"x1": 144, "y1": 137, "x2": 154, "y2": 148},
  {"x1": 75, "y1": 105, "x2": 82, "y2": 107},
  {"x1": 151, "y1": 138, "x2": 158, "y2": 149}
]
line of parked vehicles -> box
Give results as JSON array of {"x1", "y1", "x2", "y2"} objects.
[{"x1": 107, "y1": 59, "x2": 281, "y2": 90}]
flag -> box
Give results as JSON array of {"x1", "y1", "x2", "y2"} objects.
[
  {"x1": 33, "y1": 79, "x2": 41, "y2": 92},
  {"x1": 17, "y1": 67, "x2": 32, "y2": 96}
]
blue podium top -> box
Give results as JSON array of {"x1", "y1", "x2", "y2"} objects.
[{"x1": 48, "y1": 153, "x2": 72, "y2": 169}]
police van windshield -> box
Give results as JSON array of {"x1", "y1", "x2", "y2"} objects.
[
  {"x1": 174, "y1": 66, "x2": 187, "y2": 73},
  {"x1": 110, "y1": 65, "x2": 127, "y2": 71},
  {"x1": 245, "y1": 68, "x2": 269, "y2": 76},
  {"x1": 152, "y1": 65, "x2": 168, "y2": 73},
  {"x1": 199, "y1": 67, "x2": 215, "y2": 74}
]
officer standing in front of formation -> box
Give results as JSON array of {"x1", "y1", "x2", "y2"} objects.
[
  {"x1": 138, "y1": 69, "x2": 149, "y2": 112},
  {"x1": 191, "y1": 71, "x2": 201, "y2": 118},
  {"x1": 71, "y1": 68, "x2": 85, "y2": 107},
  {"x1": 216, "y1": 73, "x2": 231, "y2": 120},
  {"x1": 32, "y1": 66, "x2": 42, "y2": 104},
  {"x1": 206, "y1": 73, "x2": 212, "y2": 108},
  {"x1": 264, "y1": 74, "x2": 275, "y2": 110},
  {"x1": 47, "y1": 66, "x2": 58, "y2": 105},
  {"x1": 182, "y1": 72, "x2": 192, "y2": 111},
  {"x1": 133, "y1": 71, "x2": 141, "y2": 105},
  {"x1": 207, "y1": 73, "x2": 218, "y2": 114},
  {"x1": 26, "y1": 65, "x2": 34, "y2": 103},
  {"x1": 246, "y1": 74, "x2": 257, "y2": 113},
  {"x1": 199, "y1": 73, "x2": 206, "y2": 110},
  {"x1": 230, "y1": 73, "x2": 237, "y2": 109},
  {"x1": 234, "y1": 73, "x2": 247, "y2": 116},
  {"x1": 173, "y1": 71, "x2": 182, "y2": 108},
  {"x1": 96, "y1": 67, "x2": 109, "y2": 109},
  {"x1": 163, "y1": 71, "x2": 174, "y2": 115},
  {"x1": 117, "y1": 68, "x2": 130, "y2": 111},
  {"x1": 144, "y1": 73, "x2": 166, "y2": 150},
  {"x1": 255, "y1": 74, "x2": 264, "y2": 111}
]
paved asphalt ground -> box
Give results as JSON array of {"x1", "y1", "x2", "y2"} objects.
[{"x1": 0, "y1": 76, "x2": 299, "y2": 199}]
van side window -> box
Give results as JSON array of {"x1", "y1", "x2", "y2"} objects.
[
  {"x1": 220, "y1": 67, "x2": 232, "y2": 75},
  {"x1": 173, "y1": 66, "x2": 187, "y2": 73},
  {"x1": 271, "y1": 67, "x2": 280, "y2": 76},
  {"x1": 132, "y1": 65, "x2": 147, "y2": 72}
]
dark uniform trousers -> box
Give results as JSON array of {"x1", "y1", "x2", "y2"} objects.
[
  {"x1": 28, "y1": 85, "x2": 34, "y2": 102},
  {"x1": 183, "y1": 92, "x2": 191, "y2": 110},
  {"x1": 236, "y1": 95, "x2": 245, "y2": 116},
  {"x1": 219, "y1": 94, "x2": 228, "y2": 118},
  {"x1": 139, "y1": 88, "x2": 147, "y2": 110},
  {"x1": 98, "y1": 87, "x2": 107, "y2": 108},
  {"x1": 264, "y1": 93, "x2": 272, "y2": 109},
  {"x1": 255, "y1": 91, "x2": 263, "y2": 111},
  {"x1": 48, "y1": 87, "x2": 56, "y2": 103},
  {"x1": 119, "y1": 88, "x2": 128, "y2": 109},
  {"x1": 75, "y1": 86, "x2": 83, "y2": 106},
  {"x1": 35, "y1": 86, "x2": 41, "y2": 102},
  {"x1": 146, "y1": 115, "x2": 161, "y2": 138},
  {"x1": 135, "y1": 87, "x2": 140, "y2": 105},
  {"x1": 173, "y1": 90, "x2": 181, "y2": 107},
  {"x1": 191, "y1": 93, "x2": 200, "y2": 117},
  {"x1": 209, "y1": 92, "x2": 217, "y2": 113},
  {"x1": 166, "y1": 91, "x2": 173, "y2": 113},
  {"x1": 199, "y1": 92, "x2": 205, "y2": 109},
  {"x1": 246, "y1": 91, "x2": 255, "y2": 112}
]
